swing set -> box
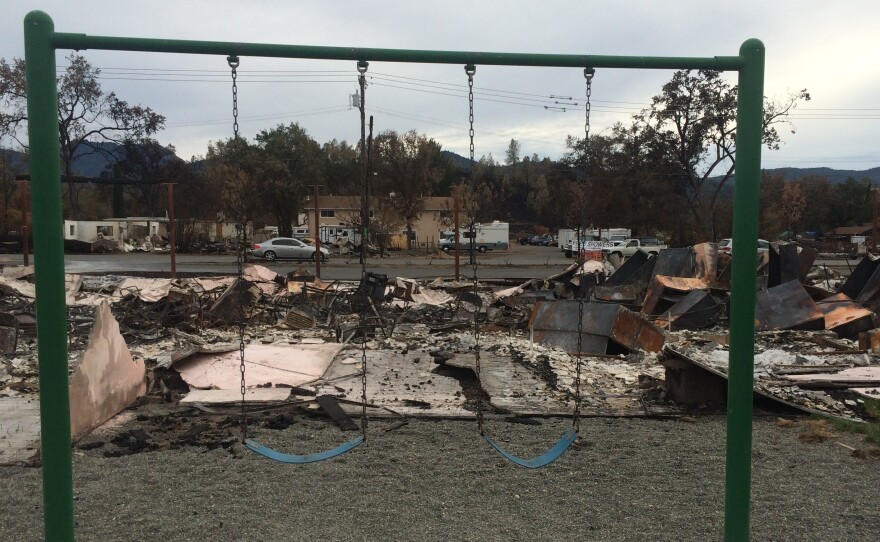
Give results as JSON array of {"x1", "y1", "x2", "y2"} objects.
[{"x1": 23, "y1": 10, "x2": 766, "y2": 541}]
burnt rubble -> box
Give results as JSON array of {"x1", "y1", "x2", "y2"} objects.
[{"x1": 1, "y1": 241, "x2": 880, "y2": 463}]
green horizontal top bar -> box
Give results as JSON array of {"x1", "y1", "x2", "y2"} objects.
[{"x1": 51, "y1": 32, "x2": 744, "y2": 71}]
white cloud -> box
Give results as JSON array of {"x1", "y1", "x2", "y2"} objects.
[{"x1": 2, "y1": 0, "x2": 878, "y2": 170}]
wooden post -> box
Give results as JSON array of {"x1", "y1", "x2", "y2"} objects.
[
  {"x1": 312, "y1": 184, "x2": 321, "y2": 278},
  {"x1": 164, "y1": 183, "x2": 176, "y2": 278},
  {"x1": 19, "y1": 180, "x2": 29, "y2": 267}
]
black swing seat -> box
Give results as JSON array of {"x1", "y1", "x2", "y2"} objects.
[
  {"x1": 246, "y1": 436, "x2": 363, "y2": 464},
  {"x1": 483, "y1": 429, "x2": 577, "y2": 469}
]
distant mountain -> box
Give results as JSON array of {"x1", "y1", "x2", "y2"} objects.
[
  {"x1": 68, "y1": 141, "x2": 124, "y2": 177},
  {"x1": 2, "y1": 141, "x2": 185, "y2": 178},
  {"x1": 440, "y1": 150, "x2": 474, "y2": 170},
  {"x1": 0, "y1": 148, "x2": 28, "y2": 170},
  {"x1": 761, "y1": 166, "x2": 880, "y2": 185}
]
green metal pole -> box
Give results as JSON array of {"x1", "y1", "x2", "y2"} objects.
[
  {"x1": 724, "y1": 38, "x2": 765, "y2": 542},
  {"x1": 24, "y1": 11, "x2": 75, "y2": 542},
  {"x1": 49, "y1": 31, "x2": 742, "y2": 71}
]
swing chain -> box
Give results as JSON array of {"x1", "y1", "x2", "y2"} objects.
[
  {"x1": 357, "y1": 60, "x2": 369, "y2": 441},
  {"x1": 573, "y1": 68, "x2": 594, "y2": 432},
  {"x1": 464, "y1": 64, "x2": 483, "y2": 433},
  {"x1": 235, "y1": 222, "x2": 248, "y2": 441},
  {"x1": 466, "y1": 64, "x2": 476, "y2": 164},
  {"x1": 584, "y1": 68, "x2": 594, "y2": 150},
  {"x1": 228, "y1": 55, "x2": 240, "y2": 139}
]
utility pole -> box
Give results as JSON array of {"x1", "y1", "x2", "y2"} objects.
[
  {"x1": 311, "y1": 184, "x2": 322, "y2": 278},
  {"x1": 873, "y1": 188, "x2": 878, "y2": 253},
  {"x1": 19, "y1": 180, "x2": 29, "y2": 267},
  {"x1": 163, "y1": 183, "x2": 176, "y2": 278},
  {"x1": 453, "y1": 187, "x2": 460, "y2": 280}
]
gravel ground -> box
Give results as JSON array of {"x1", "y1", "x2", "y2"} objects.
[{"x1": 1, "y1": 412, "x2": 877, "y2": 542}]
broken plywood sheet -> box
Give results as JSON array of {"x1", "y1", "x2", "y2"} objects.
[
  {"x1": 69, "y1": 301, "x2": 147, "y2": 439},
  {"x1": 0, "y1": 397, "x2": 41, "y2": 465},
  {"x1": 181, "y1": 388, "x2": 292, "y2": 403},
  {"x1": 322, "y1": 349, "x2": 471, "y2": 417},
  {"x1": 174, "y1": 343, "x2": 344, "y2": 390}
]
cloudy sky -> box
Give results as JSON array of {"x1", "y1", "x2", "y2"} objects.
[{"x1": 3, "y1": 0, "x2": 879, "y2": 171}]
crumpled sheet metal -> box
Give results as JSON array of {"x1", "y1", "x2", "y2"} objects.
[
  {"x1": 839, "y1": 254, "x2": 880, "y2": 304},
  {"x1": 529, "y1": 300, "x2": 665, "y2": 355},
  {"x1": 816, "y1": 292, "x2": 875, "y2": 339},
  {"x1": 651, "y1": 247, "x2": 695, "y2": 281},
  {"x1": 642, "y1": 276, "x2": 709, "y2": 315},
  {"x1": 754, "y1": 280, "x2": 824, "y2": 332},
  {"x1": 604, "y1": 250, "x2": 655, "y2": 287},
  {"x1": 768, "y1": 242, "x2": 799, "y2": 288},
  {"x1": 654, "y1": 290, "x2": 722, "y2": 331}
]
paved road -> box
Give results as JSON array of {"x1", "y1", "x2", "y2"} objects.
[
  {"x1": 0, "y1": 244, "x2": 857, "y2": 281},
  {"x1": 0, "y1": 245, "x2": 571, "y2": 281}
]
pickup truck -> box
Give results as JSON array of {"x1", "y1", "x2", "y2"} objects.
[{"x1": 601, "y1": 238, "x2": 667, "y2": 259}]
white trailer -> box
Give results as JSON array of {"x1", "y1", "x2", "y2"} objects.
[
  {"x1": 557, "y1": 229, "x2": 577, "y2": 251},
  {"x1": 440, "y1": 221, "x2": 509, "y2": 252}
]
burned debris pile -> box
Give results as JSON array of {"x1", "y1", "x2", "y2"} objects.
[{"x1": 2, "y1": 240, "x2": 880, "y2": 463}]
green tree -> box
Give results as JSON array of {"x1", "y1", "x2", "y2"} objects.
[
  {"x1": 112, "y1": 139, "x2": 189, "y2": 217},
  {"x1": 567, "y1": 70, "x2": 809, "y2": 241},
  {"x1": 374, "y1": 130, "x2": 443, "y2": 248},
  {"x1": 0, "y1": 54, "x2": 165, "y2": 219},
  {"x1": 253, "y1": 123, "x2": 324, "y2": 237}
]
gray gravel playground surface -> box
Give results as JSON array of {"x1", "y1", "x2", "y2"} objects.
[{"x1": 0, "y1": 414, "x2": 877, "y2": 542}]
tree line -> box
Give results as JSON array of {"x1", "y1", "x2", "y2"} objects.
[{"x1": 6, "y1": 53, "x2": 863, "y2": 248}]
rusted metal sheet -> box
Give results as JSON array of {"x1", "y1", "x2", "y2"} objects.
[
  {"x1": 768, "y1": 242, "x2": 799, "y2": 287},
  {"x1": 651, "y1": 247, "x2": 694, "y2": 281},
  {"x1": 593, "y1": 284, "x2": 643, "y2": 306},
  {"x1": 754, "y1": 280, "x2": 824, "y2": 331},
  {"x1": 605, "y1": 250, "x2": 655, "y2": 287},
  {"x1": 816, "y1": 292, "x2": 875, "y2": 339},
  {"x1": 529, "y1": 300, "x2": 665, "y2": 355},
  {"x1": 797, "y1": 246, "x2": 819, "y2": 282},
  {"x1": 839, "y1": 254, "x2": 880, "y2": 303},
  {"x1": 655, "y1": 290, "x2": 722, "y2": 331},
  {"x1": 642, "y1": 276, "x2": 709, "y2": 315}
]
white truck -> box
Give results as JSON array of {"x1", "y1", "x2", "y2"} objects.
[
  {"x1": 440, "y1": 221, "x2": 509, "y2": 252},
  {"x1": 601, "y1": 237, "x2": 668, "y2": 258},
  {"x1": 560, "y1": 228, "x2": 631, "y2": 254},
  {"x1": 557, "y1": 229, "x2": 577, "y2": 252}
]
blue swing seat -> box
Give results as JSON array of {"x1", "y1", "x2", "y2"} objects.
[
  {"x1": 245, "y1": 436, "x2": 364, "y2": 464},
  {"x1": 483, "y1": 429, "x2": 578, "y2": 469}
]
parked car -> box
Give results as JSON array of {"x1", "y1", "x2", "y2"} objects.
[
  {"x1": 719, "y1": 238, "x2": 770, "y2": 254},
  {"x1": 530, "y1": 234, "x2": 554, "y2": 246},
  {"x1": 250, "y1": 237, "x2": 329, "y2": 262},
  {"x1": 601, "y1": 238, "x2": 668, "y2": 259}
]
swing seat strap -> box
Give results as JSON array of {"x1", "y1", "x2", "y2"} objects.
[
  {"x1": 245, "y1": 436, "x2": 364, "y2": 464},
  {"x1": 482, "y1": 429, "x2": 577, "y2": 469}
]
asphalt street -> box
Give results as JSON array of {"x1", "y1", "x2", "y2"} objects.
[{"x1": 0, "y1": 244, "x2": 858, "y2": 281}]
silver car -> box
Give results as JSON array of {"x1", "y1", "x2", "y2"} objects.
[{"x1": 250, "y1": 237, "x2": 329, "y2": 262}]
